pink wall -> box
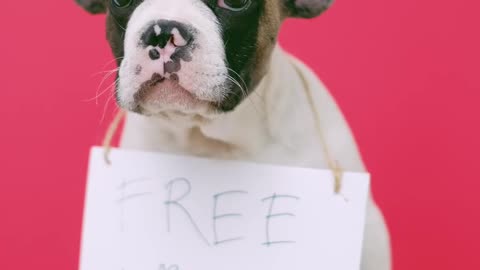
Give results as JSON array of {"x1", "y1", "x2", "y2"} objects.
[{"x1": 0, "y1": 1, "x2": 479, "y2": 269}]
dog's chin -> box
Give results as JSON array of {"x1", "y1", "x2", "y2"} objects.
[{"x1": 120, "y1": 74, "x2": 219, "y2": 119}]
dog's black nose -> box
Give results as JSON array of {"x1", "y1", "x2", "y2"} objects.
[{"x1": 141, "y1": 20, "x2": 193, "y2": 49}]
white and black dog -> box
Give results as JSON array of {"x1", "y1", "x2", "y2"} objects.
[{"x1": 76, "y1": 0, "x2": 391, "y2": 269}]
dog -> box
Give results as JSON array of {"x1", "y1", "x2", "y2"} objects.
[{"x1": 76, "y1": 0, "x2": 391, "y2": 269}]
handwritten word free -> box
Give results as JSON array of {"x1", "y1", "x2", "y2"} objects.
[{"x1": 117, "y1": 177, "x2": 301, "y2": 247}]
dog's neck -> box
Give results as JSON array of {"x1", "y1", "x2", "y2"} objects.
[{"x1": 120, "y1": 46, "x2": 310, "y2": 159}]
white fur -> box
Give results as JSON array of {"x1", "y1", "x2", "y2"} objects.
[
  {"x1": 120, "y1": 46, "x2": 392, "y2": 270},
  {"x1": 118, "y1": 0, "x2": 228, "y2": 113}
]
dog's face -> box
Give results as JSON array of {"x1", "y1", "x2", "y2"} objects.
[{"x1": 77, "y1": 0, "x2": 333, "y2": 116}]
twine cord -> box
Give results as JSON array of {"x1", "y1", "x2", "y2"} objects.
[
  {"x1": 300, "y1": 75, "x2": 344, "y2": 195},
  {"x1": 102, "y1": 110, "x2": 126, "y2": 165}
]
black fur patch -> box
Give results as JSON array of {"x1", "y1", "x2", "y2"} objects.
[{"x1": 208, "y1": 1, "x2": 264, "y2": 111}]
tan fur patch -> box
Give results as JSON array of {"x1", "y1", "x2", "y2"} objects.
[{"x1": 249, "y1": 0, "x2": 283, "y2": 86}]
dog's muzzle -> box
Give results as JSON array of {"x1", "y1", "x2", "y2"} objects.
[{"x1": 116, "y1": 0, "x2": 228, "y2": 115}]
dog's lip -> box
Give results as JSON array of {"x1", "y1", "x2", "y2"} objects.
[{"x1": 133, "y1": 73, "x2": 211, "y2": 108}]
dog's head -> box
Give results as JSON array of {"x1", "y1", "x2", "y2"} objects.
[{"x1": 77, "y1": 0, "x2": 333, "y2": 117}]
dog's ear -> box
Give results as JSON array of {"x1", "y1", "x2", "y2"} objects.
[
  {"x1": 75, "y1": 0, "x2": 106, "y2": 14},
  {"x1": 283, "y1": 0, "x2": 334, "y2": 19}
]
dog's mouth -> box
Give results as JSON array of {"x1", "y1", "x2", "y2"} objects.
[{"x1": 131, "y1": 73, "x2": 212, "y2": 114}]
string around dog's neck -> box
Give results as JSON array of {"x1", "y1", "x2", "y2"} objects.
[
  {"x1": 302, "y1": 79, "x2": 344, "y2": 194},
  {"x1": 102, "y1": 110, "x2": 125, "y2": 165}
]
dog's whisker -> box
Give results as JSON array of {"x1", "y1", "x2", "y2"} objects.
[
  {"x1": 90, "y1": 78, "x2": 119, "y2": 104},
  {"x1": 226, "y1": 67, "x2": 248, "y2": 91},
  {"x1": 224, "y1": 68, "x2": 266, "y2": 114},
  {"x1": 91, "y1": 68, "x2": 119, "y2": 105},
  {"x1": 82, "y1": 67, "x2": 119, "y2": 104},
  {"x1": 191, "y1": 67, "x2": 264, "y2": 114},
  {"x1": 83, "y1": 77, "x2": 117, "y2": 104},
  {"x1": 101, "y1": 57, "x2": 124, "y2": 70},
  {"x1": 89, "y1": 59, "x2": 122, "y2": 79},
  {"x1": 222, "y1": 75, "x2": 261, "y2": 115},
  {"x1": 226, "y1": 67, "x2": 267, "y2": 109},
  {"x1": 90, "y1": 70, "x2": 114, "y2": 77}
]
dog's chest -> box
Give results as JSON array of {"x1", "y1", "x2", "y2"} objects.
[{"x1": 120, "y1": 119, "x2": 330, "y2": 170}]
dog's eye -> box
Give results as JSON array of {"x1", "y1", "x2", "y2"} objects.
[
  {"x1": 112, "y1": 0, "x2": 133, "y2": 8},
  {"x1": 218, "y1": 0, "x2": 251, "y2": 11}
]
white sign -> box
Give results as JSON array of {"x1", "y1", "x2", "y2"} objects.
[{"x1": 80, "y1": 147, "x2": 370, "y2": 270}]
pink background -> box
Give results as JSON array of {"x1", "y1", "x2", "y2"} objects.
[{"x1": 1, "y1": 1, "x2": 479, "y2": 269}]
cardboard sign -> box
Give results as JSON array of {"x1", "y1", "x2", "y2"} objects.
[{"x1": 80, "y1": 147, "x2": 370, "y2": 270}]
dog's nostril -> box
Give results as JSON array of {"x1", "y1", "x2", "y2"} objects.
[
  {"x1": 149, "y1": 49, "x2": 160, "y2": 60},
  {"x1": 158, "y1": 33, "x2": 173, "y2": 48},
  {"x1": 171, "y1": 28, "x2": 188, "y2": 47},
  {"x1": 170, "y1": 73, "x2": 179, "y2": 82}
]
